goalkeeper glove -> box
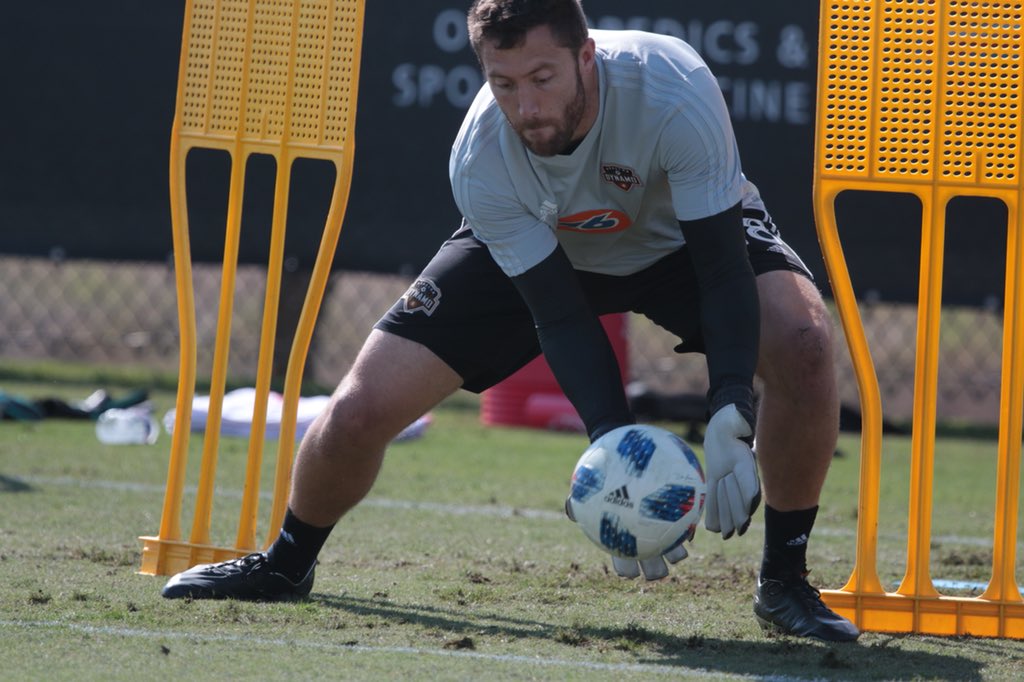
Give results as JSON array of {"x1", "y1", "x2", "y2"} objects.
[
  {"x1": 609, "y1": 533, "x2": 692, "y2": 580},
  {"x1": 703, "y1": 398, "x2": 761, "y2": 539},
  {"x1": 565, "y1": 498, "x2": 693, "y2": 580}
]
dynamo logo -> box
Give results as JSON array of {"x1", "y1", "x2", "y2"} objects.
[{"x1": 402, "y1": 278, "x2": 442, "y2": 316}]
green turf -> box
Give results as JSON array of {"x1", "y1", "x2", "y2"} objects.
[{"x1": 2, "y1": 380, "x2": 1024, "y2": 680}]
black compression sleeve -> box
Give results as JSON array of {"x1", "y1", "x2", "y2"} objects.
[
  {"x1": 510, "y1": 247, "x2": 633, "y2": 441},
  {"x1": 677, "y1": 202, "x2": 759, "y2": 422}
]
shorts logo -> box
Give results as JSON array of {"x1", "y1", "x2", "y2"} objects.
[
  {"x1": 601, "y1": 163, "x2": 643, "y2": 191},
  {"x1": 403, "y1": 278, "x2": 442, "y2": 316},
  {"x1": 557, "y1": 209, "x2": 632, "y2": 233},
  {"x1": 743, "y1": 212, "x2": 813, "y2": 278}
]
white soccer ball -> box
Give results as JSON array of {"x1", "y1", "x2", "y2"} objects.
[{"x1": 567, "y1": 424, "x2": 706, "y2": 560}]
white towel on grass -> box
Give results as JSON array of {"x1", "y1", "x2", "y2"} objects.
[{"x1": 163, "y1": 387, "x2": 431, "y2": 441}]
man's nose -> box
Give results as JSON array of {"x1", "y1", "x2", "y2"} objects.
[{"x1": 517, "y1": 88, "x2": 540, "y2": 119}]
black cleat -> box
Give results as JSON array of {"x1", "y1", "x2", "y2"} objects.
[
  {"x1": 161, "y1": 552, "x2": 314, "y2": 601},
  {"x1": 754, "y1": 573, "x2": 860, "y2": 642}
]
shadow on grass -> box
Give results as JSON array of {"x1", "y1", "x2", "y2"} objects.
[
  {"x1": 0, "y1": 474, "x2": 33, "y2": 492},
  {"x1": 313, "y1": 593, "x2": 990, "y2": 681}
]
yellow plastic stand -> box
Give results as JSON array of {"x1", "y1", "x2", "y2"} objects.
[
  {"x1": 814, "y1": 0, "x2": 1023, "y2": 637},
  {"x1": 140, "y1": 0, "x2": 365, "y2": 576}
]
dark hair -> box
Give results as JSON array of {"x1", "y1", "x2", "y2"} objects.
[{"x1": 467, "y1": 0, "x2": 588, "y2": 57}]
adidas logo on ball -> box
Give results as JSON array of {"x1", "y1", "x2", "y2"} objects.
[{"x1": 603, "y1": 485, "x2": 634, "y2": 509}]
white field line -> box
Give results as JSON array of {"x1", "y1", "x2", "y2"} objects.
[
  {"x1": 0, "y1": 619, "x2": 822, "y2": 682},
  {"x1": 15, "y1": 474, "x2": 564, "y2": 520},
  {"x1": 12, "y1": 474, "x2": 1024, "y2": 551}
]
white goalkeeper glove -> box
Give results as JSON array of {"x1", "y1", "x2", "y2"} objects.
[
  {"x1": 609, "y1": 534, "x2": 693, "y2": 580},
  {"x1": 565, "y1": 498, "x2": 693, "y2": 581},
  {"x1": 703, "y1": 402, "x2": 761, "y2": 539}
]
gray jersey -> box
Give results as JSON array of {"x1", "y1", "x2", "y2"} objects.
[{"x1": 450, "y1": 29, "x2": 763, "y2": 277}]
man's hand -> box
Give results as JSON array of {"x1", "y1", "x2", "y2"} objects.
[
  {"x1": 703, "y1": 403, "x2": 761, "y2": 539},
  {"x1": 610, "y1": 536, "x2": 691, "y2": 580},
  {"x1": 565, "y1": 496, "x2": 692, "y2": 581}
]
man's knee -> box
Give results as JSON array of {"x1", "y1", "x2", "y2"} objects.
[
  {"x1": 310, "y1": 329, "x2": 460, "y2": 453},
  {"x1": 760, "y1": 298, "x2": 836, "y2": 390},
  {"x1": 312, "y1": 385, "x2": 396, "y2": 454}
]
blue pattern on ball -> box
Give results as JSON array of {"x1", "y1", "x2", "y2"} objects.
[
  {"x1": 599, "y1": 513, "x2": 638, "y2": 557},
  {"x1": 640, "y1": 484, "x2": 697, "y2": 522},
  {"x1": 616, "y1": 428, "x2": 656, "y2": 476},
  {"x1": 570, "y1": 465, "x2": 605, "y2": 503},
  {"x1": 669, "y1": 434, "x2": 705, "y2": 480}
]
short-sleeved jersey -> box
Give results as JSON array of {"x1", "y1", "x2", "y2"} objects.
[{"x1": 450, "y1": 29, "x2": 763, "y2": 277}]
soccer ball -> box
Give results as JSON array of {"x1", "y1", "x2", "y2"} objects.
[{"x1": 567, "y1": 424, "x2": 706, "y2": 560}]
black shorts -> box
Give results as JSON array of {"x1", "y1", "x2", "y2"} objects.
[{"x1": 375, "y1": 207, "x2": 813, "y2": 393}]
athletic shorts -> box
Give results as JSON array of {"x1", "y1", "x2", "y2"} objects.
[{"x1": 375, "y1": 206, "x2": 813, "y2": 393}]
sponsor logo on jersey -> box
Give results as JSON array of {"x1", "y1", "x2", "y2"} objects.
[
  {"x1": 557, "y1": 209, "x2": 632, "y2": 233},
  {"x1": 601, "y1": 163, "x2": 643, "y2": 191},
  {"x1": 402, "y1": 278, "x2": 442, "y2": 316}
]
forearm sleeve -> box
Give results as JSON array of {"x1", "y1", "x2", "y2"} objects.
[
  {"x1": 510, "y1": 247, "x2": 633, "y2": 441},
  {"x1": 678, "y1": 202, "x2": 759, "y2": 422}
]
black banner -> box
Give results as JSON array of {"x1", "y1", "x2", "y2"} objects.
[{"x1": 0, "y1": 1, "x2": 1008, "y2": 307}]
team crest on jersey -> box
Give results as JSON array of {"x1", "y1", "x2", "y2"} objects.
[
  {"x1": 601, "y1": 163, "x2": 643, "y2": 192},
  {"x1": 403, "y1": 278, "x2": 442, "y2": 316},
  {"x1": 558, "y1": 209, "x2": 632, "y2": 233}
]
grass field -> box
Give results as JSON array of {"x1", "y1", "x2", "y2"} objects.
[{"x1": 2, "y1": 380, "x2": 1024, "y2": 680}]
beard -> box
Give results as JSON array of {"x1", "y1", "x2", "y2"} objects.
[{"x1": 513, "y1": 67, "x2": 587, "y2": 157}]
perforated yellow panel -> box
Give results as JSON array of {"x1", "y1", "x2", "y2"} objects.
[
  {"x1": 942, "y1": 1, "x2": 1023, "y2": 185},
  {"x1": 819, "y1": 0, "x2": 1023, "y2": 186},
  {"x1": 178, "y1": 0, "x2": 360, "y2": 152},
  {"x1": 140, "y1": 0, "x2": 365, "y2": 578},
  {"x1": 814, "y1": 0, "x2": 1024, "y2": 639},
  {"x1": 819, "y1": 2, "x2": 875, "y2": 177},
  {"x1": 874, "y1": 1, "x2": 938, "y2": 179}
]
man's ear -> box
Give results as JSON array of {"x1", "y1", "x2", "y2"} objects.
[{"x1": 578, "y1": 37, "x2": 596, "y2": 72}]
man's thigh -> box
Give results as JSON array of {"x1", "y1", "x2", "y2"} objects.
[{"x1": 374, "y1": 228, "x2": 541, "y2": 393}]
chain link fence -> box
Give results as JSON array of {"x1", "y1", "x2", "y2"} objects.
[{"x1": 0, "y1": 254, "x2": 1006, "y2": 428}]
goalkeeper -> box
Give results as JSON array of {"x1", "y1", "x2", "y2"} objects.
[{"x1": 162, "y1": 0, "x2": 858, "y2": 643}]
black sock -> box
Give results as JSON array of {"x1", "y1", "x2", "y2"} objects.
[
  {"x1": 266, "y1": 508, "x2": 336, "y2": 582},
  {"x1": 760, "y1": 504, "x2": 818, "y2": 581}
]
